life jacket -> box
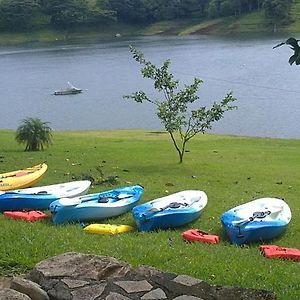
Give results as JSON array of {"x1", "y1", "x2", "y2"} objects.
[
  {"x1": 3, "y1": 210, "x2": 49, "y2": 222},
  {"x1": 260, "y1": 245, "x2": 300, "y2": 261},
  {"x1": 182, "y1": 229, "x2": 220, "y2": 244}
]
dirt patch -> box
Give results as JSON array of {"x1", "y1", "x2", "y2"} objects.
[{"x1": 192, "y1": 23, "x2": 225, "y2": 35}]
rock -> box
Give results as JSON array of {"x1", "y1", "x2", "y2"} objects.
[
  {"x1": 28, "y1": 252, "x2": 131, "y2": 285},
  {"x1": 10, "y1": 277, "x2": 49, "y2": 300},
  {"x1": 15, "y1": 252, "x2": 276, "y2": 300},
  {"x1": 173, "y1": 275, "x2": 203, "y2": 287},
  {"x1": 27, "y1": 252, "x2": 131, "y2": 300},
  {"x1": 0, "y1": 276, "x2": 12, "y2": 288},
  {"x1": 114, "y1": 280, "x2": 153, "y2": 293},
  {"x1": 71, "y1": 282, "x2": 106, "y2": 299},
  {"x1": 173, "y1": 296, "x2": 204, "y2": 300},
  {"x1": 105, "y1": 292, "x2": 131, "y2": 300},
  {"x1": 0, "y1": 288, "x2": 31, "y2": 300},
  {"x1": 135, "y1": 265, "x2": 165, "y2": 277},
  {"x1": 141, "y1": 288, "x2": 167, "y2": 299}
]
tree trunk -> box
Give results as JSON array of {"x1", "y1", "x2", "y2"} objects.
[{"x1": 179, "y1": 151, "x2": 184, "y2": 164}]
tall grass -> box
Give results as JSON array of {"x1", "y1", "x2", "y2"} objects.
[{"x1": 0, "y1": 129, "x2": 299, "y2": 300}]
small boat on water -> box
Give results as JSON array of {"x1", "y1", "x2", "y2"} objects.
[
  {"x1": 221, "y1": 197, "x2": 292, "y2": 245},
  {"x1": 132, "y1": 190, "x2": 208, "y2": 232},
  {"x1": 0, "y1": 163, "x2": 47, "y2": 191},
  {"x1": 50, "y1": 185, "x2": 144, "y2": 224},
  {"x1": 0, "y1": 180, "x2": 91, "y2": 211},
  {"x1": 54, "y1": 82, "x2": 82, "y2": 95}
]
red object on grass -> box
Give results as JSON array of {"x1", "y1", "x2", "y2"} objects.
[
  {"x1": 260, "y1": 245, "x2": 300, "y2": 261},
  {"x1": 3, "y1": 210, "x2": 49, "y2": 222},
  {"x1": 182, "y1": 229, "x2": 220, "y2": 244}
]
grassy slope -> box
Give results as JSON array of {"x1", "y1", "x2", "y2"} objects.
[{"x1": 0, "y1": 129, "x2": 299, "y2": 300}]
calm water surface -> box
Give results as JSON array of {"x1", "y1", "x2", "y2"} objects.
[{"x1": 1, "y1": 34, "x2": 299, "y2": 138}]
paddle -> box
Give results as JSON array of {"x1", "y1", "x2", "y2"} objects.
[
  {"x1": 232, "y1": 208, "x2": 283, "y2": 226},
  {"x1": 59, "y1": 192, "x2": 133, "y2": 206},
  {"x1": 96, "y1": 193, "x2": 133, "y2": 203},
  {"x1": 141, "y1": 197, "x2": 200, "y2": 218}
]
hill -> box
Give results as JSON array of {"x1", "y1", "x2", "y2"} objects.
[{"x1": 0, "y1": 2, "x2": 300, "y2": 45}]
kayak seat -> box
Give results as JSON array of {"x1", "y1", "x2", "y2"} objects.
[
  {"x1": 98, "y1": 197, "x2": 110, "y2": 203},
  {"x1": 168, "y1": 202, "x2": 182, "y2": 209}
]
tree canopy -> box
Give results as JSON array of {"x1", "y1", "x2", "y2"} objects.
[{"x1": 0, "y1": 0, "x2": 293, "y2": 32}]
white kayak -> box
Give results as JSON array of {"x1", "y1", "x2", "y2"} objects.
[
  {"x1": 132, "y1": 190, "x2": 208, "y2": 232},
  {"x1": 50, "y1": 185, "x2": 144, "y2": 224},
  {"x1": 221, "y1": 197, "x2": 292, "y2": 245},
  {"x1": 16, "y1": 180, "x2": 91, "y2": 198},
  {"x1": 0, "y1": 180, "x2": 92, "y2": 211}
]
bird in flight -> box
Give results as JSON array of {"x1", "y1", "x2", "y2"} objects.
[{"x1": 273, "y1": 37, "x2": 300, "y2": 65}]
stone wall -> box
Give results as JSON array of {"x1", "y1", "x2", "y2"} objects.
[{"x1": 0, "y1": 252, "x2": 276, "y2": 300}]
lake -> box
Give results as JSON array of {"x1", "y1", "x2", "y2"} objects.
[{"x1": 1, "y1": 34, "x2": 299, "y2": 138}]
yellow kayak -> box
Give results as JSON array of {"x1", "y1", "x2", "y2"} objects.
[
  {"x1": 83, "y1": 224, "x2": 134, "y2": 235},
  {"x1": 0, "y1": 163, "x2": 48, "y2": 191}
]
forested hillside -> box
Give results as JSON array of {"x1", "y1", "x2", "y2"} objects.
[{"x1": 0, "y1": 0, "x2": 294, "y2": 32}]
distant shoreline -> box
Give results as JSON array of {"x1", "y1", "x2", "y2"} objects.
[{"x1": 0, "y1": 13, "x2": 296, "y2": 46}]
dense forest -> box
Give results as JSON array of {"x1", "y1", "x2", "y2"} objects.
[{"x1": 0, "y1": 0, "x2": 293, "y2": 32}]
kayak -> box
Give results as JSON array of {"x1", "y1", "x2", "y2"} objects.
[
  {"x1": 0, "y1": 163, "x2": 48, "y2": 191},
  {"x1": 83, "y1": 224, "x2": 134, "y2": 235},
  {"x1": 221, "y1": 198, "x2": 291, "y2": 245},
  {"x1": 0, "y1": 180, "x2": 91, "y2": 211},
  {"x1": 50, "y1": 185, "x2": 144, "y2": 224},
  {"x1": 16, "y1": 180, "x2": 91, "y2": 197},
  {"x1": 132, "y1": 190, "x2": 208, "y2": 232}
]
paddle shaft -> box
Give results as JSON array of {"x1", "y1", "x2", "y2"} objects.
[
  {"x1": 233, "y1": 208, "x2": 283, "y2": 226},
  {"x1": 81, "y1": 193, "x2": 132, "y2": 203},
  {"x1": 142, "y1": 197, "x2": 200, "y2": 218}
]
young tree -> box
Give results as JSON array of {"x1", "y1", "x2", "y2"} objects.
[
  {"x1": 16, "y1": 117, "x2": 53, "y2": 151},
  {"x1": 124, "y1": 46, "x2": 237, "y2": 163},
  {"x1": 273, "y1": 37, "x2": 300, "y2": 65}
]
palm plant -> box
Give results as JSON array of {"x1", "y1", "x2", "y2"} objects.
[{"x1": 16, "y1": 117, "x2": 53, "y2": 151}]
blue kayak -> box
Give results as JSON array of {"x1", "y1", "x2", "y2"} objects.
[
  {"x1": 221, "y1": 197, "x2": 291, "y2": 245},
  {"x1": 50, "y1": 185, "x2": 144, "y2": 224},
  {"x1": 0, "y1": 191, "x2": 58, "y2": 211},
  {"x1": 0, "y1": 181, "x2": 91, "y2": 211},
  {"x1": 132, "y1": 190, "x2": 208, "y2": 232}
]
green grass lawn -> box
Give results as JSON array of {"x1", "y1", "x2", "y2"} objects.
[{"x1": 0, "y1": 129, "x2": 299, "y2": 299}]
